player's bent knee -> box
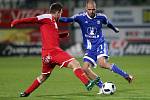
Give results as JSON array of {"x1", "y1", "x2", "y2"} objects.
[
  {"x1": 98, "y1": 58, "x2": 111, "y2": 69},
  {"x1": 82, "y1": 66, "x2": 90, "y2": 72},
  {"x1": 99, "y1": 63, "x2": 110, "y2": 69},
  {"x1": 82, "y1": 68, "x2": 89, "y2": 74},
  {"x1": 68, "y1": 59, "x2": 81, "y2": 69}
]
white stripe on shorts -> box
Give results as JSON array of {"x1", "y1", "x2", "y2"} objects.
[
  {"x1": 83, "y1": 56, "x2": 97, "y2": 67},
  {"x1": 60, "y1": 58, "x2": 75, "y2": 68}
]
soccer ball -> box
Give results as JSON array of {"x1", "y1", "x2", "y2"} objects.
[{"x1": 101, "y1": 82, "x2": 116, "y2": 95}]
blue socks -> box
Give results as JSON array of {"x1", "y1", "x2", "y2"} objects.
[
  {"x1": 97, "y1": 80, "x2": 103, "y2": 88},
  {"x1": 111, "y1": 64, "x2": 129, "y2": 78},
  {"x1": 95, "y1": 77, "x2": 103, "y2": 88},
  {"x1": 95, "y1": 64, "x2": 129, "y2": 89}
]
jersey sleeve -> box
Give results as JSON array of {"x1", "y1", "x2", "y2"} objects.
[
  {"x1": 107, "y1": 22, "x2": 119, "y2": 33},
  {"x1": 59, "y1": 13, "x2": 80, "y2": 22},
  {"x1": 59, "y1": 12, "x2": 83, "y2": 23},
  {"x1": 99, "y1": 13, "x2": 109, "y2": 25},
  {"x1": 36, "y1": 14, "x2": 52, "y2": 20},
  {"x1": 36, "y1": 14, "x2": 53, "y2": 24},
  {"x1": 11, "y1": 17, "x2": 39, "y2": 27},
  {"x1": 59, "y1": 17, "x2": 74, "y2": 22},
  {"x1": 72, "y1": 13, "x2": 81, "y2": 22},
  {"x1": 98, "y1": 13, "x2": 119, "y2": 33}
]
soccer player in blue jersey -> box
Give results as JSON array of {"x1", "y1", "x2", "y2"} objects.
[{"x1": 60, "y1": 0, "x2": 133, "y2": 94}]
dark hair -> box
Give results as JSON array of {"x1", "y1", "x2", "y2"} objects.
[{"x1": 49, "y1": 2, "x2": 63, "y2": 14}]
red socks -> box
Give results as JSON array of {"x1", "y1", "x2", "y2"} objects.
[
  {"x1": 24, "y1": 68, "x2": 89, "y2": 94},
  {"x1": 74, "y1": 68, "x2": 89, "y2": 85},
  {"x1": 25, "y1": 79, "x2": 41, "y2": 94}
]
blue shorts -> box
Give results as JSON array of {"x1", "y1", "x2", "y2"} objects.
[{"x1": 83, "y1": 42, "x2": 109, "y2": 67}]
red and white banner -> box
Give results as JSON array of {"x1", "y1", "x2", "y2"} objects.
[{"x1": 0, "y1": 8, "x2": 69, "y2": 28}]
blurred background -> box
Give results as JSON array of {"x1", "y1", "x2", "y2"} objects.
[{"x1": 0, "y1": 0, "x2": 150, "y2": 57}]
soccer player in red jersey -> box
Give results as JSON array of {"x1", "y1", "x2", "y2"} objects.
[{"x1": 11, "y1": 2, "x2": 96, "y2": 97}]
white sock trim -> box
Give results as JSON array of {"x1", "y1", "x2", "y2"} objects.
[
  {"x1": 37, "y1": 77, "x2": 42, "y2": 84},
  {"x1": 73, "y1": 67, "x2": 81, "y2": 72}
]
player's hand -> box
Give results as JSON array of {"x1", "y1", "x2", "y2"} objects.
[
  {"x1": 115, "y1": 27, "x2": 119, "y2": 33},
  {"x1": 59, "y1": 30, "x2": 70, "y2": 38},
  {"x1": 11, "y1": 19, "x2": 18, "y2": 28}
]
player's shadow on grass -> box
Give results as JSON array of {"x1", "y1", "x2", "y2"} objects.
[
  {"x1": 36, "y1": 91, "x2": 96, "y2": 99},
  {"x1": 0, "y1": 93, "x2": 94, "y2": 100}
]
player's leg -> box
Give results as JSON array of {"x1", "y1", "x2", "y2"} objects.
[
  {"x1": 20, "y1": 58, "x2": 55, "y2": 97},
  {"x1": 82, "y1": 62, "x2": 103, "y2": 89},
  {"x1": 82, "y1": 62, "x2": 97, "y2": 79},
  {"x1": 67, "y1": 59, "x2": 95, "y2": 91},
  {"x1": 98, "y1": 57, "x2": 133, "y2": 83},
  {"x1": 54, "y1": 48, "x2": 96, "y2": 91},
  {"x1": 97, "y1": 42, "x2": 133, "y2": 83},
  {"x1": 20, "y1": 74, "x2": 50, "y2": 97},
  {"x1": 83, "y1": 54, "x2": 103, "y2": 94}
]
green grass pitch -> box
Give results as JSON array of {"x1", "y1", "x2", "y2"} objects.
[{"x1": 0, "y1": 56, "x2": 150, "y2": 100}]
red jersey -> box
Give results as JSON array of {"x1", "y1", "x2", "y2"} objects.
[
  {"x1": 12, "y1": 14, "x2": 60, "y2": 50},
  {"x1": 37, "y1": 14, "x2": 59, "y2": 50},
  {"x1": 11, "y1": 14, "x2": 74, "y2": 73}
]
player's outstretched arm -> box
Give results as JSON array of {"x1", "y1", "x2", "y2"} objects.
[
  {"x1": 11, "y1": 17, "x2": 38, "y2": 27},
  {"x1": 59, "y1": 17, "x2": 74, "y2": 23},
  {"x1": 107, "y1": 22, "x2": 119, "y2": 33}
]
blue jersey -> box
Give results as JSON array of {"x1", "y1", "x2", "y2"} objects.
[
  {"x1": 59, "y1": 12, "x2": 118, "y2": 66},
  {"x1": 60, "y1": 12, "x2": 116, "y2": 52},
  {"x1": 72, "y1": 12, "x2": 109, "y2": 51}
]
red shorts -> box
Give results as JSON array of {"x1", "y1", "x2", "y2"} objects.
[{"x1": 41, "y1": 47, "x2": 74, "y2": 74}]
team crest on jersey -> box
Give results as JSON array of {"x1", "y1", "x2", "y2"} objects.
[
  {"x1": 85, "y1": 21, "x2": 88, "y2": 23},
  {"x1": 97, "y1": 20, "x2": 101, "y2": 24}
]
